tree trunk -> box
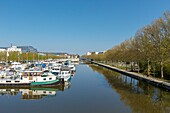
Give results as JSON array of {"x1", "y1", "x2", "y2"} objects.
[
  {"x1": 147, "y1": 60, "x2": 150, "y2": 77},
  {"x1": 153, "y1": 62, "x2": 156, "y2": 77},
  {"x1": 138, "y1": 61, "x2": 140, "y2": 73},
  {"x1": 160, "y1": 61, "x2": 164, "y2": 78},
  {"x1": 126, "y1": 62, "x2": 127, "y2": 70},
  {"x1": 130, "y1": 62, "x2": 132, "y2": 71}
]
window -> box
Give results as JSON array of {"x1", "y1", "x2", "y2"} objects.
[
  {"x1": 49, "y1": 78, "x2": 52, "y2": 80},
  {"x1": 43, "y1": 78, "x2": 46, "y2": 80}
]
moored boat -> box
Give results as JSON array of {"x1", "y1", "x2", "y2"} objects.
[
  {"x1": 0, "y1": 70, "x2": 59, "y2": 86},
  {"x1": 58, "y1": 67, "x2": 71, "y2": 82},
  {"x1": 63, "y1": 60, "x2": 76, "y2": 72},
  {"x1": 51, "y1": 66, "x2": 61, "y2": 75},
  {"x1": 23, "y1": 70, "x2": 59, "y2": 86}
]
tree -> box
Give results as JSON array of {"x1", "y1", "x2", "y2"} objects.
[{"x1": 148, "y1": 17, "x2": 170, "y2": 78}]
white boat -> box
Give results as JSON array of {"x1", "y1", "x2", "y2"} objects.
[
  {"x1": 63, "y1": 61, "x2": 76, "y2": 72},
  {"x1": 0, "y1": 69, "x2": 19, "y2": 79},
  {"x1": 0, "y1": 70, "x2": 59, "y2": 86},
  {"x1": 10, "y1": 62, "x2": 26, "y2": 70},
  {"x1": 23, "y1": 70, "x2": 59, "y2": 86},
  {"x1": 0, "y1": 70, "x2": 6, "y2": 78},
  {"x1": 58, "y1": 67, "x2": 71, "y2": 82},
  {"x1": 51, "y1": 66, "x2": 61, "y2": 75},
  {"x1": 69, "y1": 65, "x2": 76, "y2": 72}
]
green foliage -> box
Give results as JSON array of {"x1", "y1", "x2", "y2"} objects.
[
  {"x1": 163, "y1": 64, "x2": 170, "y2": 80},
  {"x1": 0, "y1": 52, "x2": 6, "y2": 61},
  {"x1": 0, "y1": 52, "x2": 62, "y2": 62},
  {"x1": 84, "y1": 11, "x2": 170, "y2": 79}
]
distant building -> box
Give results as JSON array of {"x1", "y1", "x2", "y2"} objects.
[
  {"x1": 98, "y1": 51, "x2": 105, "y2": 54},
  {"x1": 86, "y1": 51, "x2": 105, "y2": 56},
  {"x1": 0, "y1": 45, "x2": 38, "y2": 53},
  {"x1": 18, "y1": 46, "x2": 38, "y2": 53},
  {"x1": 67, "y1": 54, "x2": 79, "y2": 59},
  {"x1": 55, "y1": 53, "x2": 69, "y2": 58},
  {"x1": 0, "y1": 48, "x2": 6, "y2": 52},
  {"x1": 86, "y1": 52, "x2": 95, "y2": 56},
  {"x1": 44, "y1": 52, "x2": 79, "y2": 59},
  {"x1": 7, "y1": 46, "x2": 22, "y2": 53},
  {"x1": 86, "y1": 52, "x2": 92, "y2": 56},
  {"x1": 50, "y1": 52, "x2": 69, "y2": 56},
  {"x1": 95, "y1": 52, "x2": 99, "y2": 55},
  {"x1": 38, "y1": 52, "x2": 46, "y2": 56}
]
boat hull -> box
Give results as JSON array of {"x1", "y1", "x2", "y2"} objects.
[
  {"x1": 0, "y1": 83, "x2": 30, "y2": 86},
  {"x1": 30, "y1": 79, "x2": 59, "y2": 86}
]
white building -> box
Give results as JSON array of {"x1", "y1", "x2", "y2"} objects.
[
  {"x1": 0, "y1": 48, "x2": 6, "y2": 52},
  {"x1": 86, "y1": 51, "x2": 106, "y2": 56},
  {"x1": 7, "y1": 46, "x2": 22, "y2": 53},
  {"x1": 86, "y1": 52, "x2": 92, "y2": 56},
  {"x1": 38, "y1": 52, "x2": 46, "y2": 56},
  {"x1": 95, "y1": 52, "x2": 99, "y2": 55}
]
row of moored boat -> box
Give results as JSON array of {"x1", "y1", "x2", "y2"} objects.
[{"x1": 0, "y1": 60, "x2": 76, "y2": 86}]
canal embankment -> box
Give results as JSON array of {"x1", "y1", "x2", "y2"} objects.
[{"x1": 91, "y1": 61, "x2": 170, "y2": 91}]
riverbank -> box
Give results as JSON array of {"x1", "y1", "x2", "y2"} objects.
[{"x1": 91, "y1": 61, "x2": 170, "y2": 91}]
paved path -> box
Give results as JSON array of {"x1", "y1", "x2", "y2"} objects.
[{"x1": 92, "y1": 61, "x2": 170, "y2": 91}]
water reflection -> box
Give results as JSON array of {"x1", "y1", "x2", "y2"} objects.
[
  {"x1": 0, "y1": 82, "x2": 71, "y2": 100},
  {"x1": 89, "y1": 64, "x2": 170, "y2": 113}
]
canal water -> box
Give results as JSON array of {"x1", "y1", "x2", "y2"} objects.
[{"x1": 0, "y1": 64, "x2": 170, "y2": 113}]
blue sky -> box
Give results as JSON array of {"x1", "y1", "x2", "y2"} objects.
[{"x1": 0, "y1": 0, "x2": 170, "y2": 55}]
